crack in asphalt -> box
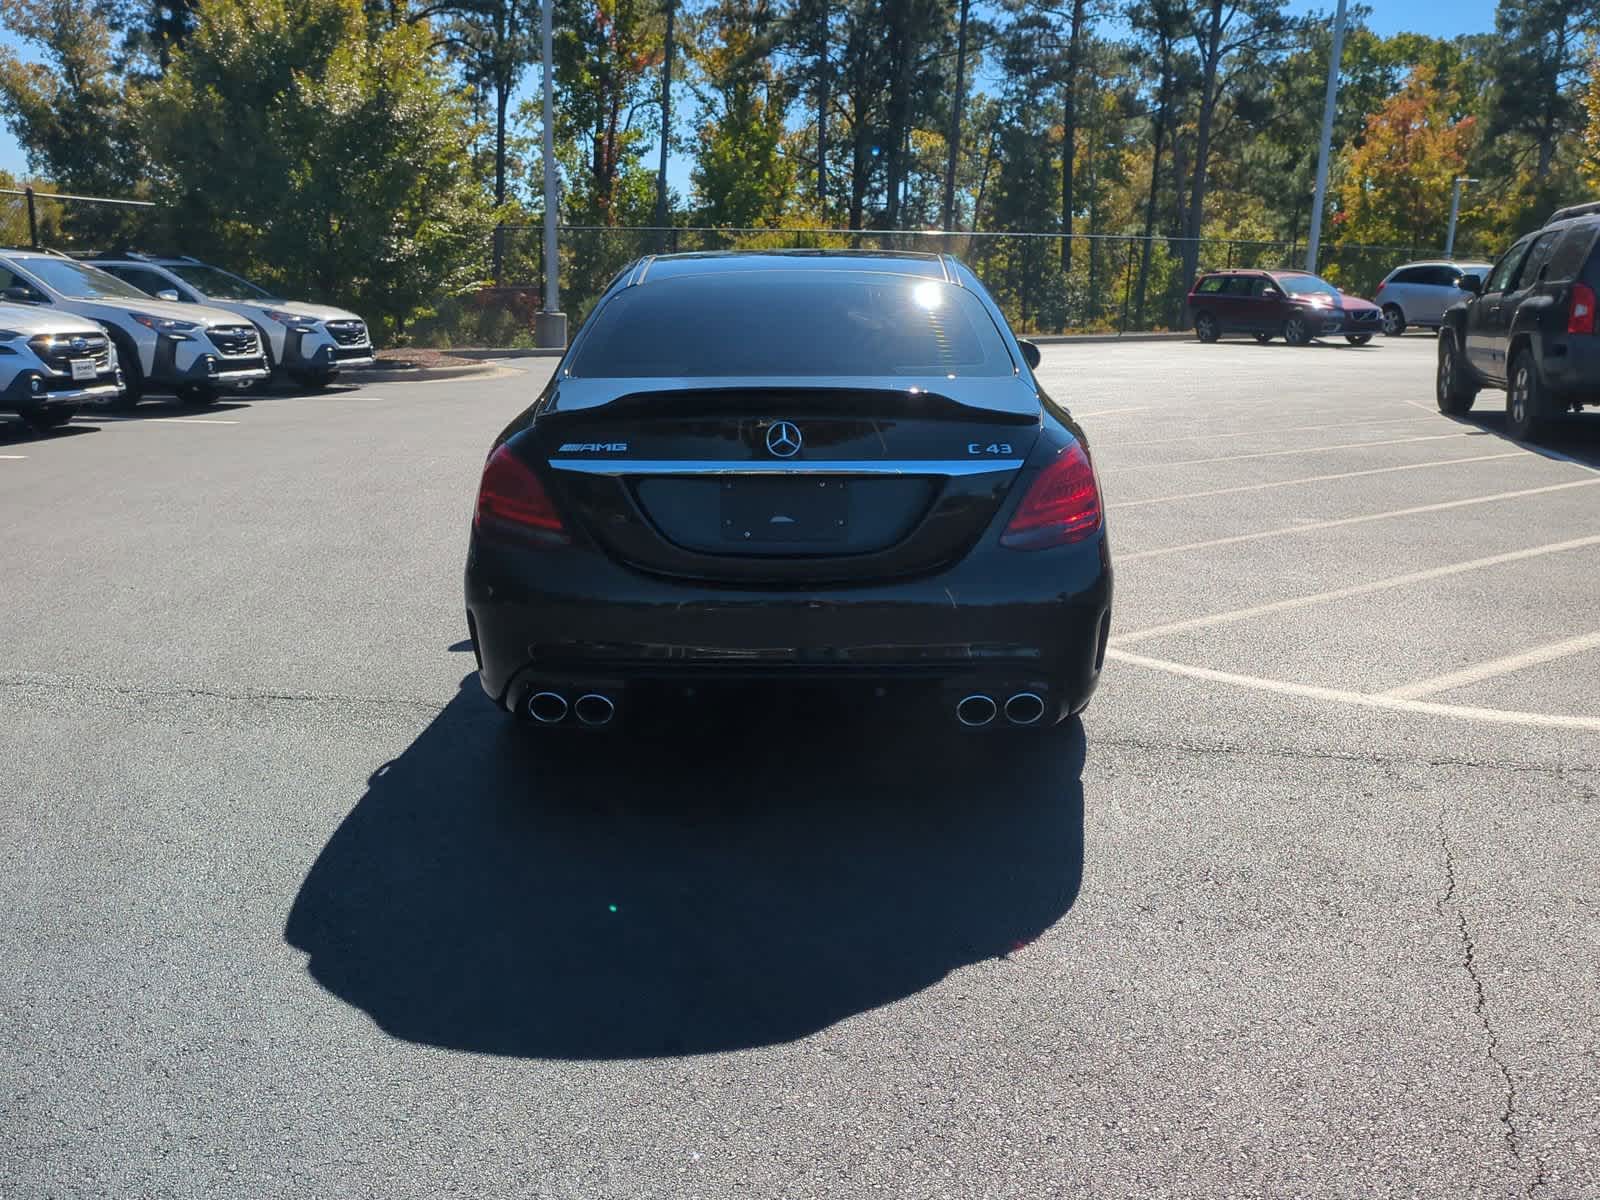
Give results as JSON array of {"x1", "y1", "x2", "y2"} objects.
[{"x1": 1434, "y1": 805, "x2": 1546, "y2": 1197}]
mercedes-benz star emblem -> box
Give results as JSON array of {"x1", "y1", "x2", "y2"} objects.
[{"x1": 765, "y1": 420, "x2": 803, "y2": 458}]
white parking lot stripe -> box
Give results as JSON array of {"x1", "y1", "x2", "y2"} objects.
[
  {"x1": 1106, "y1": 452, "x2": 1526, "y2": 510},
  {"x1": 1382, "y1": 631, "x2": 1600, "y2": 700},
  {"x1": 1106, "y1": 647, "x2": 1600, "y2": 731},
  {"x1": 1114, "y1": 432, "x2": 1478, "y2": 469},
  {"x1": 1110, "y1": 414, "x2": 1435, "y2": 448},
  {"x1": 1118, "y1": 478, "x2": 1600, "y2": 563},
  {"x1": 0, "y1": 454, "x2": 26, "y2": 460},
  {"x1": 1110, "y1": 533, "x2": 1600, "y2": 647},
  {"x1": 1072, "y1": 404, "x2": 1159, "y2": 417}
]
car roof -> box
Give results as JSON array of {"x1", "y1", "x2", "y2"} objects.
[{"x1": 637, "y1": 250, "x2": 951, "y2": 283}]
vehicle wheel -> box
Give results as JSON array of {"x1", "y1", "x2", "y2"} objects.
[
  {"x1": 1345, "y1": 334, "x2": 1373, "y2": 346},
  {"x1": 1435, "y1": 331, "x2": 1478, "y2": 415},
  {"x1": 22, "y1": 408, "x2": 74, "y2": 431},
  {"x1": 1283, "y1": 315, "x2": 1312, "y2": 346},
  {"x1": 1194, "y1": 312, "x2": 1219, "y2": 343},
  {"x1": 1505, "y1": 352, "x2": 1549, "y2": 441},
  {"x1": 1381, "y1": 305, "x2": 1406, "y2": 337},
  {"x1": 107, "y1": 342, "x2": 142, "y2": 410},
  {"x1": 177, "y1": 385, "x2": 219, "y2": 406},
  {"x1": 1253, "y1": 332, "x2": 1273, "y2": 344}
]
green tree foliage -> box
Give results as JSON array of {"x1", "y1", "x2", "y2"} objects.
[
  {"x1": 0, "y1": 0, "x2": 144, "y2": 194},
  {"x1": 1582, "y1": 51, "x2": 1600, "y2": 191},
  {"x1": 142, "y1": 0, "x2": 493, "y2": 339},
  {"x1": 690, "y1": 0, "x2": 795, "y2": 227}
]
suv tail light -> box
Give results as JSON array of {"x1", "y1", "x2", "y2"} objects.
[
  {"x1": 1374, "y1": 280, "x2": 1385, "y2": 296},
  {"x1": 1001, "y1": 441, "x2": 1102, "y2": 550},
  {"x1": 474, "y1": 444, "x2": 568, "y2": 543},
  {"x1": 1568, "y1": 283, "x2": 1596, "y2": 335}
]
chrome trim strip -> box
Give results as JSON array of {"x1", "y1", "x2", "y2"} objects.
[{"x1": 546, "y1": 457, "x2": 1026, "y2": 477}]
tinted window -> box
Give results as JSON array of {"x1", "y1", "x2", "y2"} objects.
[
  {"x1": 1391, "y1": 267, "x2": 1425, "y2": 285},
  {"x1": 1195, "y1": 276, "x2": 1226, "y2": 294},
  {"x1": 569, "y1": 274, "x2": 1016, "y2": 378},
  {"x1": 1513, "y1": 231, "x2": 1561, "y2": 290},
  {"x1": 1421, "y1": 266, "x2": 1461, "y2": 287},
  {"x1": 1483, "y1": 240, "x2": 1533, "y2": 293},
  {"x1": 1222, "y1": 276, "x2": 1255, "y2": 296},
  {"x1": 1248, "y1": 277, "x2": 1277, "y2": 297},
  {"x1": 167, "y1": 264, "x2": 276, "y2": 301},
  {"x1": 1545, "y1": 224, "x2": 1599, "y2": 283},
  {"x1": 106, "y1": 266, "x2": 178, "y2": 297}
]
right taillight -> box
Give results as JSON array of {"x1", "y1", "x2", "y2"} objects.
[
  {"x1": 1568, "y1": 283, "x2": 1596, "y2": 335},
  {"x1": 1000, "y1": 441, "x2": 1102, "y2": 550},
  {"x1": 474, "y1": 444, "x2": 568, "y2": 544}
]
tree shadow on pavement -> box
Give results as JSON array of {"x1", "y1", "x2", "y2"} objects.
[{"x1": 285, "y1": 675, "x2": 1087, "y2": 1060}]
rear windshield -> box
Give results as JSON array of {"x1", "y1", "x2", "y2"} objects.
[{"x1": 568, "y1": 273, "x2": 1016, "y2": 378}]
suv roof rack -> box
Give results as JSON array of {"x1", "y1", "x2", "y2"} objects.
[{"x1": 1547, "y1": 201, "x2": 1600, "y2": 224}]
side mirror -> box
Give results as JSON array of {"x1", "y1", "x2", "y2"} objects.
[
  {"x1": 3, "y1": 285, "x2": 41, "y2": 303},
  {"x1": 1457, "y1": 274, "x2": 1482, "y2": 295},
  {"x1": 1018, "y1": 339, "x2": 1042, "y2": 370},
  {"x1": 156, "y1": 289, "x2": 181, "y2": 302},
  {"x1": 1262, "y1": 287, "x2": 1282, "y2": 298}
]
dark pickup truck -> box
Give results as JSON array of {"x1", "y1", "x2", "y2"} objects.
[{"x1": 1437, "y1": 201, "x2": 1600, "y2": 440}]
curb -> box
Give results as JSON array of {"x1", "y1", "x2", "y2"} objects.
[
  {"x1": 1026, "y1": 332, "x2": 1189, "y2": 345},
  {"x1": 430, "y1": 347, "x2": 567, "y2": 361},
  {"x1": 360, "y1": 361, "x2": 515, "y2": 383}
]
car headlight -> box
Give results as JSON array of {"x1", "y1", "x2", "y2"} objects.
[
  {"x1": 131, "y1": 312, "x2": 200, "y2": 337},
  {"x1": 265, "y1": 309, "x2": 320, "y2": 332}
]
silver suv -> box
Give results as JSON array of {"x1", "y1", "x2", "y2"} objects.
[
  {"x1": 1374, "y1": 260, "x2": 1493, "y2": 336},
  {"x1": 91, "y1": 255, "x2": 375, "y2": 389},
  {"x1": 0, "y1": 250, "x2": 268, "y2": 407},
  {"x1": 0, "y1": 300, "x2": 123, "y2": 430}
]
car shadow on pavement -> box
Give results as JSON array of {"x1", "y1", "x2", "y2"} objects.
[
  {"x1": 285, "y1": 674, "x2": 1087, "y2": 1060},
  {"x1": 1435, "y1": 405, "x2": 1600, "y2": 471}
]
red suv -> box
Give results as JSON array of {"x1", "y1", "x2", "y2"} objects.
[{"x1": 1186, "y1": 269, "x2": 1383, "y2": 346}]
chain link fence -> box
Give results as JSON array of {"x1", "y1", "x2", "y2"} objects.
[{"x1": 442, "y1": 224, "x2": 1496, "y2": 347}]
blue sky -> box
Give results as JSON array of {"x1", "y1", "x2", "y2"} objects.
[{"x1": 0, "y1": 1, "x2": 1502, "y2": 184}]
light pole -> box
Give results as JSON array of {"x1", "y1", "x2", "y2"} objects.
[
  {"x1": 1305, "y1": 0, "x2": 1348, "y2": 274},
  {"x1": 535, "y1": 0, "x2": 566, "y2": 349},
  {"x1": 1445, "y1": 177, "x2": 1478, "y2": 259}
]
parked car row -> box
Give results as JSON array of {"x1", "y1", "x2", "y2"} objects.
[
  {"x1": 0, "y1": 248, "x2": 374, "y2": 431},
  {"x1": 1185, "y1": 259, "x2": 1494, "y2": 347}
]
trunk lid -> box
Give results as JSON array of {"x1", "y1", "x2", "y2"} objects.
[{"x1": 531, "y1": 378, "x2": 1041, "y2": 584}]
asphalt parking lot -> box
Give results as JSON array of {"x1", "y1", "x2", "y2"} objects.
[{"x1": 3, "y1": 337, "x2": 1597, "y2": 1198}]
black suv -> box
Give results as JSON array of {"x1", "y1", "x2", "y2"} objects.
[{"x1": 1437, "y1": 201, "x2": 1600, "y2": 439}]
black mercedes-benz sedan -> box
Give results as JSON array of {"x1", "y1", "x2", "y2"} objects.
[{"x1": 464, "y1": 250, "x2": 1111, "y2": 732}]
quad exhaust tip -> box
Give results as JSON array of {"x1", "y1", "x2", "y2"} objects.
[
  {"x1": 574, "y1": 693, "x2": 616, "y2": 727},
  {"x1": 956, "y1": 694, "x2": 998, "y2": 727},
  {"x1": 1004, "y1": 692, "x2": 1046, "y2": 726},
  {"x1": 527, "y1": 691, "x2": 569, "y2": 724}
]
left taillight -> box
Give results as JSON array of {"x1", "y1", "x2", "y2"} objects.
[
  {"x1": 474, "y1": 444, "x2": 568, "y2": 544},
  {"x1": 1000, "y1": 440, "x2": 1102, "y2": 551}
]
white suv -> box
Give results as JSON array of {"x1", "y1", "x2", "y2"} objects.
[
  {"x1": 0, "y1": 250, "x2": 268, "y2": 407},
  {"x1": 92, "y1": 255, "x2": 375, "y2": 389},
  {"x1": 1374, "y1": 260, "x2": 1493, "y2": 336},
  {"x1": 0, "y1": 301, "x2": 123, "y2": 429}
]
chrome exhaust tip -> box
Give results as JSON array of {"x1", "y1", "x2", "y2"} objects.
[
  {"x1": 1004, "y1": 692, "x2": 1046, "y2": 726},
  {"x1": 956, "y1": 694, "x2": 998, "y2": 727},
  {"x1": 573, "y1": 693, "x2": 616, "y2": 727},
  {"x1": 527, "y1": 691, "x2": 569, "y2": 724}
]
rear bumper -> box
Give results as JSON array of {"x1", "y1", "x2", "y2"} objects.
[
  {"x1": 465, "y1": 533, "x2": 1113, "y2": 720},
  {"x1": 1541, "y1": 336, "x2": 1600, "y2": 399}
]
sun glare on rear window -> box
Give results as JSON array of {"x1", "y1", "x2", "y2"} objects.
[{"x1": 568, "y1": 273, "x2": 1016, "y2": 379}]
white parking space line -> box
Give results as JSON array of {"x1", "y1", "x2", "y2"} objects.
[
  {"x1": 0, "y1": 453, "x2": 26, "y2": 460},
  {"x1": 1106, "y1": 647, "x2": 1600, "y2": 732},
  {"x1": 1106, "y1": 452, "x2": 1526, "y2": 510},
  {"x1": 1118, "y1": 478, "x2": 1600, "y2": 563},
  {"x1": 1382, "y1": 632, "x2": 1600, "y2": 700},
  {"x1": 1111, "y1": 533, "x2": 1600, "y2": 647},
  {"x1": 1109, "y1": 414, "x2": 1436, "y2": 448},
  {"x1": 1072, "y1": 404, "x2": 1159, "y2": 417},
  {"x1": 1114, "y1": 432, "x2": 1480, "y2": 470}
]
